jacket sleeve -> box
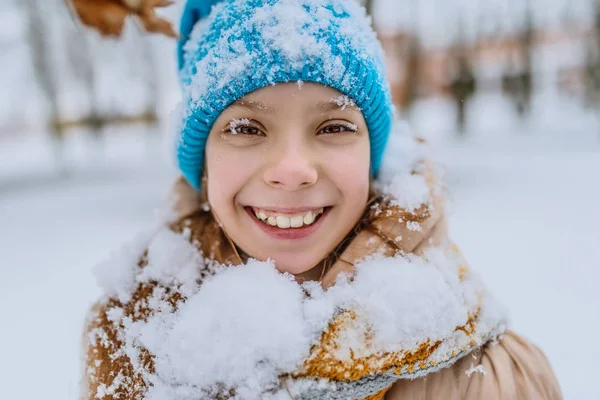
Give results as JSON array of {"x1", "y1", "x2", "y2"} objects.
[
  {"x1": 80, "y1": 300, "x2": 145, "y2": 400},
  {"x1": 385, "y1": 331, "x2": 562, "y2": 400}
]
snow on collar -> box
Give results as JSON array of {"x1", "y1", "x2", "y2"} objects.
[{"x1": 92, "y1": 121, "x2": 508, "y2": 399}]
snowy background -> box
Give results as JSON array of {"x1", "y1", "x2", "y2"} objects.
[{"x1": 1, "y1": 0, "x2": 599, "y2": 399}]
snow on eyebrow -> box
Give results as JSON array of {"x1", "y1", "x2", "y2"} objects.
[
  {"x1": 330, "y1": 95, "x2": 357, "y2": 110},
  {"x1": 313, "y1": 100, "x2": 359, "y2": 114},
  {"x1": 233, "y1": 99, "x2": 275, "y2": 111}
]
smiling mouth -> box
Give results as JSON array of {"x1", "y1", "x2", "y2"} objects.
[
  {"x1": 247, "y1": 207, "x2": 327, "y2": 229},
  {"x1": 244, "y1": 206, "x2": 332, "y2": 240},
  {"x1": 245, "y1": 207, "x2": 331, "y2": 230}
]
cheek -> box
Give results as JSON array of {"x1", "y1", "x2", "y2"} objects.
[
  {"x1": 205, "y1": 138, "x2": 259, "y2": 213},
  {"x1": 322, "y1": 142, "x2": 371, "y2": 200}
]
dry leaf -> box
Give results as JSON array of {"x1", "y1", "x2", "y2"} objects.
[{"x1": 69, "y1": 0, "x2": 177, "y2": 38}]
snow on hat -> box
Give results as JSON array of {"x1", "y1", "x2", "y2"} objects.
[{"x1": 177, "y1": 0, "x2": 394, "y2": 190}]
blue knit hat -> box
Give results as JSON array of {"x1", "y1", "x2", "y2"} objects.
[{"x1": 177, "y1": 0, "x2": 393, "y2": 190}]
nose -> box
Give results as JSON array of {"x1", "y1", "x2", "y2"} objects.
[{"x1": 263, "y1": 142, "x2": 318, "y2": 191}]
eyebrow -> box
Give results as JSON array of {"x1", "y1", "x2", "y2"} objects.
[
  {"x1": 230, "y1": 100, "x2": 276, "y2": 115},
  {"x1": 313, "y1": 100, "x2": 360, "y2": 113},
  {"x1": 229, "y1": 98, "x2": 361, "y2": 115}
]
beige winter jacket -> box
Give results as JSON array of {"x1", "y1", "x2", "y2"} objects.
[{"x1": 384, "y1": 331, "x2": 561, "y2": 399}]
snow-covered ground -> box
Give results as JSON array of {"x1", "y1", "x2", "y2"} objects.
[
  {"x1": 0, "y1": 113, "x2": 599, "y2": 399},
  {"x1": 441, "y1": 143, "x2": 600, "y2": 400},
  {"x1": 0, "y1": 129, "x2": 177, "y2": 399}
]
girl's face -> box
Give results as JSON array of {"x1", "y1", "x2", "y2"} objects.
[{"x1": 205, "y1": 82, "x2": 370, "y2": 278}]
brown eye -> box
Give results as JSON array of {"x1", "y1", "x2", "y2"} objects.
[
  {"x1": 235, "y1": 126, "x2": 262, "y2": 135},
  {"x1": 224, "y1": 120, "x2": 265, "y2": 136},
  {"x1": 318, "y1": 124, "x2": 357, "y2": 135}
]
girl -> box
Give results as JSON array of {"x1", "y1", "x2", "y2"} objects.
[{"x1": 81, "y1": 1, "x2": 561, "y2": 399}]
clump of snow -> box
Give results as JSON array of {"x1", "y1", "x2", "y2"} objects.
[
  {"x1": 111, "y1": 238, "x2": 505, "y2": 398},
  {"x1": 426, "y1": 247, "x2": 481, "y2": 314},
  {"x1": 382, "y1": 172, "x2": 430, "y2": 210},
  {"x1": 465, "y1": 363, "x2": 487, "y2": 377},
  {"x1": 94, "y1": 227, "x2": 212, "y2": 303},
  {"x1": 130, "y1": 260, "x2": 318, "y2": 400},
  {"x1": 136, "y1": 228, "x2": 207, "y2": 298},
  {"x1": 301, "y1": 280, "x2": 340, "y2": 333},
  {"x1": 406, "y1": 221, "x2": 422, "y2": 232},
  {"x1": 376, "y1": 118, "x2": 431, "y2": 211},
  {"x1": 93, "y1": 229, "x2": 158, "y2": 303},
  {"x1": 474, "y1": 288, "x2": 510, "y2": 338},
  {"x1": 346, "y1": 253, "x2": 469, "y2": 353},
  {"x1": 421, "y1": 247, "x2": 509, "y2": 368},
  {"x1": 157, "y1": 198, "x2": 183, "y2": 225},
  {"x1": 285, "y1": 376, "x2": 339, "y2": 398},
  {"x1": 96, "y1": 374, "x2": 126, "y2": 398}
]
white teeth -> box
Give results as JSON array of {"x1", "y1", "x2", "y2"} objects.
[
  {"x1": 303, "y1": 211, "x2": 315, "y2": 225},
  {"x1": 276, "y1": 215, "x2": 291, "y2": 228},
  {"x1": 290, "y1": 216, "x2": 304, "y2": 228},
  {"x1": 253, "y1": 208, "x2": 326, "y2": 229}
]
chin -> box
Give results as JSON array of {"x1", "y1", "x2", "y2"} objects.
[{"x1": 269, "y1": 253, "x2": 321, "y2": 276}]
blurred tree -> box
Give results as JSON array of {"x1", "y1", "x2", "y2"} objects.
[
  {"x1": 584, "y1": 0, "x2": 600, "y2": 109},
  {"x1": 66, "y1": 0, "x2": 169, "y2": 135},
  {"x1": 65, "y1": 13, "x2": 103, "y2": 138},
  {"x1": 402, "y1": 0, "x2": 421, "y2": 111},
  {"x1": 583, "y1": 43, "x2": 600, "y2": 108},
  {"x1": 364, "y1": 0, "x2": 375, "y2": 16},
  {"x1": 19, "y1": 0, "x2": 164, "y2": 168},
  {"x1": 139, "y1": 36, "x2": 161, "y2": 129},
  {"x1": 502, "y1": 0, "x2": 533, "y2": 118},
  {"x1": 448, "y1": 19, "x2": 476, "y2": 136},
  {"x1": 22, "y1": 0, "x2": 67, "y2": 162},
  {"x1": 404, "y1": 35, "x2": 421, "y2": 110}
]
